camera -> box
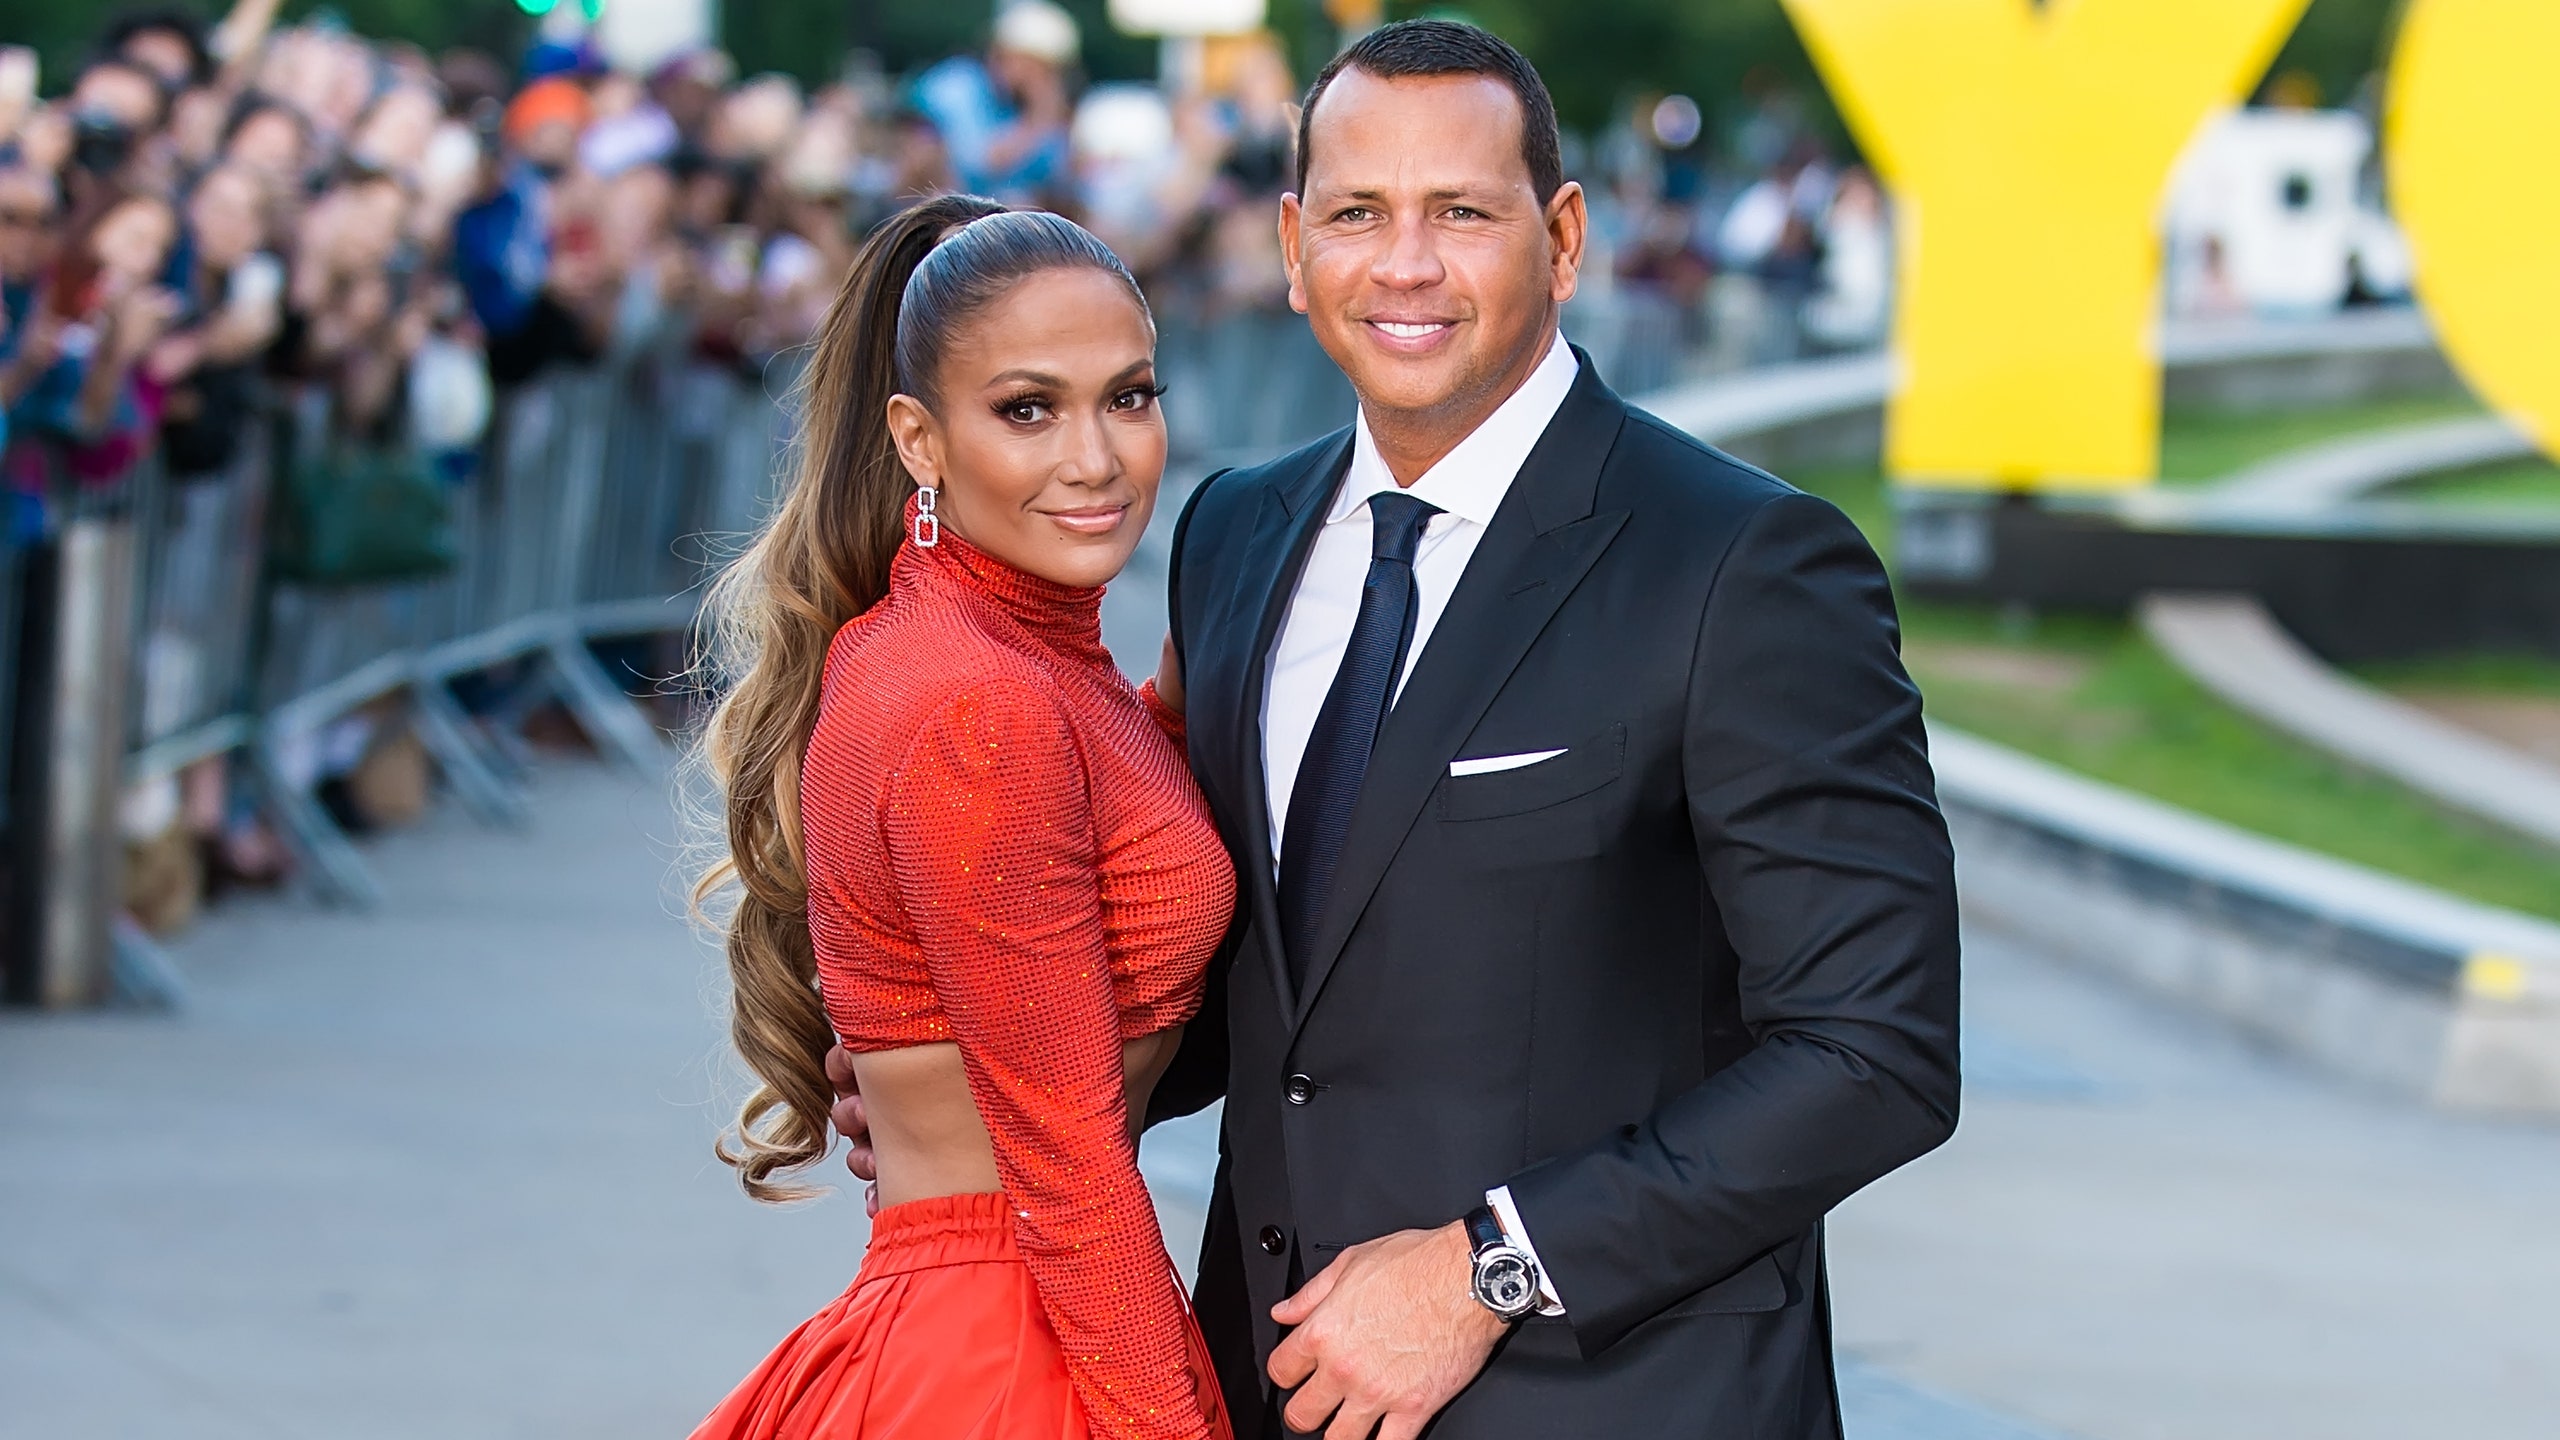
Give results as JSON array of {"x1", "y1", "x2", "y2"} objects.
[{"x1": 69, "y1": 108, "x2": 134, "y2": 176}]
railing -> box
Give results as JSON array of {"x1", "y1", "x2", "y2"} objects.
[{"x1": 0, "y1": 321, "x2": 806, "y2": 1005}]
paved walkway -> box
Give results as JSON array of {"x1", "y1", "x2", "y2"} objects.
[
  {"x1": 1835, "y1": 929, "x2": 2560, "y2": 1440},
  {"x1": 0, "y1": 766, "x2": 856, "y2": 1438},
  {"x1": 11, "y1": 447, "x2": 2560, "y2": 1435},
  {"x1": 9, "y1": 760, "x2": 2558, "y2": 1437}
]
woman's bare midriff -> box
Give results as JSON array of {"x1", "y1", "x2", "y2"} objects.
[{"x1": 854, "y1": 1025, "x2": 1185, "y2": 1208}]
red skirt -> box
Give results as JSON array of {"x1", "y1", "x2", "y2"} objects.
[{"x1": 690, "y1": 1191, "x2": 1230, "y2": 1439}]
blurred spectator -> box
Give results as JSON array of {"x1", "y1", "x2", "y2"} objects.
[
  {"x1": 155, "y1": 162, "x2": 281, "y2": 475},
  {"x1": 103, "y1": 8, "x2": 214, "y2": 93},
  {"x1": 1615, "y1": 191, "x2": 1714, "y2": 313},
  {"x1": 1716, "y1": 137, "x2": 1832, "y2": 283},
  {"x1": 911, "y1": 1, "x2": 1078, "y2": 204},
  {"x1": 64, "y1": 57, "x2": 171, "y2": 204},
  {"x1": 1801, "y1": 167, "x2": 1890, "y2": 351},
  {"x1": 455, "y1": 77, "x2": 600, "y2": 388},
  {"x1": 1, "y1": 186, "x2": 181, "y2": 485}
]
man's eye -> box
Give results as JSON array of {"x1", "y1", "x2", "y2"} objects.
[
  {"x1": 1448, "y1": 207, "x2": 1485, "y2": 220},
  {"x1": 1335, "y1": 207, "x2": 1373, "y2": 223}
]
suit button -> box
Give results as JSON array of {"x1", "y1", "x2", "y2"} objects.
[
  {"x1": 1285, "y1": 1073, "x2": 1315, "y2": 1105},
  {"x1": 1258, "y1": 1225, "x2": 1287, "y2": 1256}
]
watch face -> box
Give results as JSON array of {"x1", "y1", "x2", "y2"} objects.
[{"x1": 1475, "y1": 1252, "x2": 1537, "y2": 1315}]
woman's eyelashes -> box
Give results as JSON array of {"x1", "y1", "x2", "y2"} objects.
[
  {"x1": 993, "y1": 390, "x2": 1053, "y2": 426},
  {"x1": 989, "y1": 380, "x2": 1166, "y2": 427},
  {"x1": 1111, "y1": 380, "x2": 1168, "y2": 413}
]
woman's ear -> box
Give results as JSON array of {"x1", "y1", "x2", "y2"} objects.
[{"x1": 884, "y1": 392, "x2": 941, "y2": 488}]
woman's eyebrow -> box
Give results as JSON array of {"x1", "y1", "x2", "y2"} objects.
[
  {"x1": 982, "y1": 368, "x2": 1068, "y2": 389},
  {"x1": 981, "y1": 360, "x2": 1157, "y2": 391}
]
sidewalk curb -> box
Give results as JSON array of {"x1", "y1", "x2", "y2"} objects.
[{"x1": 1932, "y1": 725, "x2": 2560, "y2": 1112}]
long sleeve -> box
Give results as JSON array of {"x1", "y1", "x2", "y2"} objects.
[
  {"x1": 1501, "y1": 491, "x2": 1962, "y2": 1357},
  {"x1": 1139, "y1": 677, "x2": 1187, "y2": 748},
  {"x1": 883, "y1": 680, "x2": 1215, "y2": 1439}
]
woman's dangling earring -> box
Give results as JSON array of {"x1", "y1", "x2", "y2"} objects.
[{"x1": 912, "y1": 485, "x2": 940, "y2": 549}]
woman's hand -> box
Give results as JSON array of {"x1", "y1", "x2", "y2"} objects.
[{"x1": 1153, "y1": 632, "x2": 1185, "y2": 715}]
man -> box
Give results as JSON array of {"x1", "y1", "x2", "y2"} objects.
[
  {"x1": 1150, "y1": 21, "x2": 1959, "y2": 1438},
  {"x1": 909, "y1": 0, "x2": 1078, "y2": 205},
  {"x1": 840, "y1": 19, "x2": 1959, "y2": 1438},
  {"x1": 61, "y1": 56, "x2": 170, "y2": 205},
  {"x1": 102, "y1": 8, "x2": 214, "y2": 94}
]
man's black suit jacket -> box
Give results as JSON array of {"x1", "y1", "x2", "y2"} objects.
[{"x1": 1150, "y1": 352, "x2": 1962, "y2": 1437}]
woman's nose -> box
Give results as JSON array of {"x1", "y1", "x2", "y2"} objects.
[{"x1": 1056, "y1": 410, "x2": 1118, "y2": 486}]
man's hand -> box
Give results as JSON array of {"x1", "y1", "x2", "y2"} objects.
[
  {"x1": 823, "y1": 1044, "x2": 880, "y2": 1217},
  {"x1": 1267, "y1": 1222, "x2": 1507, "y2": 1440}
]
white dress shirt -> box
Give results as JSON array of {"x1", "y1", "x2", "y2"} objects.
[{"x1": 1257, "y1": 327, "x2": 1579, "y2": 1314}]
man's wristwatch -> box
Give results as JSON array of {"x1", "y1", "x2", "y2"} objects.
[{"x1": 1462, "y1": 1205, "x2": 1542, "y2": 1321}]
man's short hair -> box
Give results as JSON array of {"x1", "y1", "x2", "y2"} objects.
[
  {"x1": 101, "y1": 8, "x2": 213, "y2": 89},
  {"x1": 73, "y1": 55, "x2": 171, "y2": 130},
  {"x1": 1295, "y1": 19, "x2": 1564, "y2": 205}
]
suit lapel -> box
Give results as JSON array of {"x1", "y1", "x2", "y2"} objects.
[
  {"x1": 1204, "y1": 431, "x2": 1350, "y2": 1019},
  {"x1": 1291, "y1": 361, "x2": 1632, "y2": 1032}
]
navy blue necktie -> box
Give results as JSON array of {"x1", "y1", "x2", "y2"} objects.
[{"x1": 1278, "y1": 490, "x2": 1441, "y2": 996}]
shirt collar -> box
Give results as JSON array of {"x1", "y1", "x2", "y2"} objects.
[{"x1": 1330, "y1": 329, "x2": 1581, "y2": 527}]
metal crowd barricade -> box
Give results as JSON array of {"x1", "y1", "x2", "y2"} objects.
[
  {"x1": 1157, "y1": 308, "x2": 1356, "y2": 472},
  {"x1": 239, "y1": 344, "x2": 793, "y2": 908},
  {"x1": 0, "y1": 300, "x2": 1709, "y2": 1003},
  {"x1": 66, "y1": 324, "x2": 792, "y2": 926},
  {"x1": 129, "y1": 433, "x2": 272, "y2": 781},
  {"x1": 1565, "y1": 286, "x2": 1697, "y2": 398}
]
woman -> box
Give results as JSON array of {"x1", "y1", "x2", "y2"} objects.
[
  {"x1": 693, "y1": 194, "x2": 1233, "y2": 1440},
  {"x1": 0, "y1": 187, "x2": 181, "y2": 485}
]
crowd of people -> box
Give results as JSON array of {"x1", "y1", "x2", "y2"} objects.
[
  {"x1": 0, "y1": 2, "x2": 1899, "y2": 523},
  {"x1": 0, "y1": 1, "x2": 1886, "y2": 934},
  {"x1": 0, "y1": 2, "x2": 1337, "y2": 520},
  {"x1": 0, "y1": 0, "x2": 1344, "y2": 926}
]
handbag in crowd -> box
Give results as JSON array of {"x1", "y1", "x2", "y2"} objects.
[{"x1": 270, "y1": 444, "x2": 457, "y2": 585}]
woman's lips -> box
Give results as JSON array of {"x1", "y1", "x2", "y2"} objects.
[{"x1": 1042, "y1": 504, "x2": 1131, "y2": 536}]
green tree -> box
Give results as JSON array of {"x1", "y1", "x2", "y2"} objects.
[
  {"x1": 0, "y1": 0, "x2": 2407, "y2": 127},
  {"x1": 1373, "y1": 0, "x2": 2406, "y2": 153},
  {"x1": 2268, "y1": 0, "x2": 2407, "y2": 107},
  {"x1": 0, "y1": 1, "x2": 530, "y2": 92},
  {"x1": 735, "y1": 1, "x2": 1161, "y2": 90},
  {"x1": 1385, "y1": 0, "x2": 1827, "y2": 142}
]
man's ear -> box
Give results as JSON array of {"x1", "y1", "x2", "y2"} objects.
[
  {"x1": 1546, "y1": 180, "x2": 1587, "y2": 308},
  {"x1": 1278, "y1": 192, "x2": 1308, "y2": 316},
  {"x1": 884, "y1": 392, "x2": 941, "y2": 489}
]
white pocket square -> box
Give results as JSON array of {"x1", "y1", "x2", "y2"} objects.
[{"x1": 1448, "y1": 748, "x2": 1567, "y2": 778}]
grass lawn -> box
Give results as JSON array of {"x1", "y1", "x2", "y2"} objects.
[
  {"x1": 2149, "y1": 389, "x2": 2560, "y2": 503},
  {"x1": 2354, "y1": 652, "x2": 2560, "y2": 697},
  {"x1": 2388, "y1": 455, "x2": 2560, "y2": 506},
  {"x1": 2156, "y1": 390, "x2": 2487, "y2": 484},
  {"x1": 1787, "y1": 461, "x2": 2560, "y2": 922}
]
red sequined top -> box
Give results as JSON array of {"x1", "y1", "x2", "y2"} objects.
[{"x1": 801, "y1": 511, "x2": 1235, "y2": 1439}]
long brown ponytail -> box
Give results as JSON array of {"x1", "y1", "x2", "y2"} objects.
[{"x1": 695, "y1": 195, "x2": 1148, "y2": 1201}]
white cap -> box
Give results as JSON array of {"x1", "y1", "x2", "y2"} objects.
[
  {"x1": 994, "y1": 1, "x2": 1081, "y2": 66},
  {"x1": 1071, "y1": 84, "x2": 1174, "y2": 163}
]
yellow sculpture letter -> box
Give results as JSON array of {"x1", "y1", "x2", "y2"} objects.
[
  {"x1": 1782, "y1": 0, "x2": 2311, "y2": 489},
  {"x1": 2387, "y1": 0, "x2": 2560, "y2": 462}
]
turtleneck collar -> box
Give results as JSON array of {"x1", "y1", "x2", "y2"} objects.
[{"x1": 891, "y1": 490, "x2": 1107, "y2": 652}]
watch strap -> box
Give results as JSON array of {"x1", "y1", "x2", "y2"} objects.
[{"x1": 1462, "y1": 1204, "x2": 1506, "y2": 1256}]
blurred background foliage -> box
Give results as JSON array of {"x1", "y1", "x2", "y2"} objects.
[{"x1": 0, "y1": 0, "x2": 2409, "y2": 146}]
